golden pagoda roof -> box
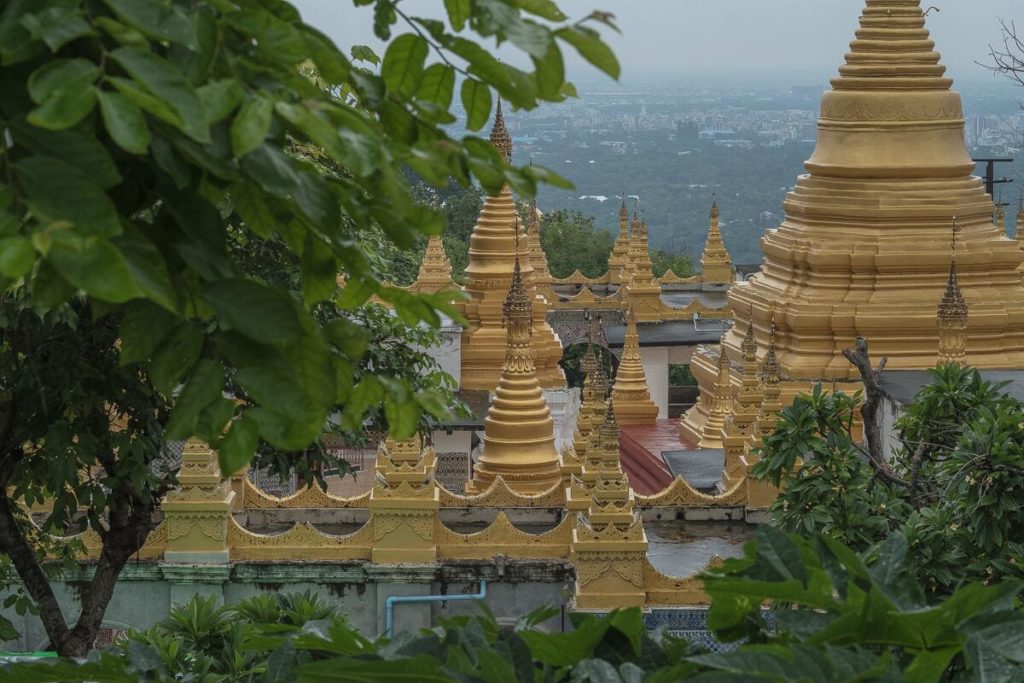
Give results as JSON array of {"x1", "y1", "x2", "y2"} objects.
[
  {"x1": 611, "y1": 308, "x2": 659, "y2": 426},
  {"x1": 833, "y1": 0, "x2": 952, "y2": 92},
  {"x1": 700, "y1": 194, "x2": 734, "y2": 285},
  {"x1": 411, "y1": 235, "x2": 454, "y2": 293}
]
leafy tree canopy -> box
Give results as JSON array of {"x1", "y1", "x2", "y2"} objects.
[
  {"x1": 755, "y1": 361, "x2": 1024, "y2": 598},
  {"x1": 0, "y1": 0, "x2": 619, "y2": 656}
]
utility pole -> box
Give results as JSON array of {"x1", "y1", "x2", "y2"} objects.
[{"x1": 973, "y1": 157, "x2": 1014, "y2": 201}]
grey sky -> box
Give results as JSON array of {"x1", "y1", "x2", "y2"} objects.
[{"x1": 292, "y1": 0, "x2": 1020, "y2": 85}]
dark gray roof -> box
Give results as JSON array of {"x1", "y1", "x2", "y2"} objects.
[
  {"x1": 605, "y1": 320, "x2": 730, "y2": 348},
  {"x1": 433, "y1": 389, "x2": 490, "y2": 430},
  {"x1": 879, "y1": 369, "x2": 1024, "y2": 406},
  {"x1": 661, "y1": 448, "x2": 724, "y2": 492}
]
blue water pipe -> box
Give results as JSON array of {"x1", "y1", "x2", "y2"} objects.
[{"x1": 384, "y1": 579, "x2": 487, "y2": 639}]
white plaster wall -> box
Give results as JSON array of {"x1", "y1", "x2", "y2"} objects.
[
  {"x1": 668, "y1": 346, "x2": 696, "y2": 365},
  {"x1": 431, "y1": 430, "x2": 472, "y2": 455},
  {"x1": 431, "y1": 325, "x2": 462, "y2": 388},
  {"x1": 543, "y1": 387, "x2": 580, "y2": 453},
  {"x1": 640, "y1": 346, "x2": 669, "y2": 419},
  {"x1": 878, "y1": 396, "x2": 903, "y2": 462}
]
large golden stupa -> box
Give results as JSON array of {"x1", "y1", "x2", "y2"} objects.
[
  {"x1": 682, "y1": 0, "x2": 1024, "y2": 444},
  {"x1": 460, "y1": 102, "x2": 566, "y2": 391}
]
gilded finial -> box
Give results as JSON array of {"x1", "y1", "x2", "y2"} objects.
[
  {"x1": 490, "y1": 98, "x2": 513, "y2": 163},
  {"x1": 503, "y1": 218, "x2": 532, "y2": 330},
  {"x1": 937, "y1": 216, "x2": 968, "y2": 364}
]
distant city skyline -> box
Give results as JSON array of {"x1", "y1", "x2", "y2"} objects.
[{"x1": 292, "y1": 0, "x2": 1022, "y2": 88}]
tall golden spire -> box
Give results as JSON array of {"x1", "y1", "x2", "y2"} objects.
[
  {"x1": 696, "y1": 333, "x2": 733, "y2": 449},
  {"x1": 700, "y1": 194, "x2": 734, "y2": 286},
  {"x1": 611, "y1": 308, "x2": 659, "y2": 426},
  {"x1": 460, "y1": 105, "x2": 566, "y2": 391},
  {"x1": 624, "y1": 207, "x2": 662, "y2": 322},
  {"x1": 410, "y1": 235, "x2": 454, "y2": 293},
  {"x1": 468, "y1": 225, "x2": 562, "y2": 494},
  {"x1": 527, "y1": 198, "x2": 554, "y2": 300},
  {"x1": 938, "y1": 218, "x2": 968, "y2": 364},
  {"x1": 608, "y1": 192, "x2": 632, "y2": 285},
  {"x1": 721, "y1": 315, "x2": 763, "y2": 488}
]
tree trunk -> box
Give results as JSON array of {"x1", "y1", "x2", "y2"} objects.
[{"x1": 0, "y1": 489, "x2": 157, "y2": 656}]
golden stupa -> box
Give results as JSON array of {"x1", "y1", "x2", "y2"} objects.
[
  {"x1": 682, "y1": 0, "x2": 1024, "y2": 445},
  {"x1": 624, "y1": 210, "x2": 662, "y2": 323},
  {"x1": 460, "y1": 101, "x2": 566, "y2": 391},
  {"x1": 467, "y1": 232, "x2": 563, "y2": 494},
  {"x1": 700, "y1": 196, "x2": 734, "y2": 286},
  {"x1": 611, "y1": 308, "x2": 659, "y2": 426},
  {"x1": 410, "y1": 235, "x2": 454, "y2": 293}
]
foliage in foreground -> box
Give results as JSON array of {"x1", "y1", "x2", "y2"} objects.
[
  {"x1": 754, "y1": 363, "x2": 1024, "y2": 597},
  {"x1": 4, "y1": 528, "x2": 1023, "y2": 682},
  {"x1": 0, "y1": 0, "x2": 619, "y2": 655}
]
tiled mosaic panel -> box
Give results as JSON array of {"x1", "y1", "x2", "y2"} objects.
[
  {"x1": 643, "y1": 608, "x2": 773, "y2": 653},
  {"x1": 435, "y1": 451, "x2": 471, "y2": 493}
]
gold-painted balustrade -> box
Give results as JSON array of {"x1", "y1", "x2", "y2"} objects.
[{"x1": 49, "y1": 425, "x2": 766, "y2": 610}]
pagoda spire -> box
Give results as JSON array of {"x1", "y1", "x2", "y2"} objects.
[
  {"x1": 700, "y1": 194, "x2": 734, "y2": 287},
  {"x1": 460, "y1": 104, "x2": 566, "y2": 391},
  {"x1": 624, "y1": 206, "x2": 661, "y2": 322},
  {"x1": 937, "y1": 218, "x2": 968, "y2": 364},
  {"x1": 611, "y1": 308, "x2": 659, "y2": 426},
  {"x1": 608, "y1": 191, "x2": 632, "y2": 285},
  {"x1": 468, "y1": 222, "x2": 562, "y2": 494},
  {"x1": 697, "y1": 332, "x2": 734, "y2": 449},
  {"x1": 490, "y1": 98, "x2": 512, "y2": 162},
  {"x1": 721, "y1": 314, "x2": 763, "y2": 488},
  {"x1": 410, "y1": 235, "x2": 454, "y2": 293}
]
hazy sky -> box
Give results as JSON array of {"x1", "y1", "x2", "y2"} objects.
[{"x1": 292, "y1": 0, "x2": 1020, "y2": 86}]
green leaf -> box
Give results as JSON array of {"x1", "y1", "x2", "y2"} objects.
[
  {"x1": 9, "y1": 120, "x2": 122, "y2": 190},
  {"x1": 461, "y1": 78, "x2": 492, "y2": 131},
  {"x1": 26, "y1": 58, "x2": 99, "y2": 130},
  {"x1": 198, "y1": 79, "x2": 244, "y2": 125},
  {"x1": 101, "y1": 0, "x2": 198, "y2": 49},
  {"x1": 20, "y1": 6, "x2": 95, "y2": 51},
  {"x1": 202, "y1": 279, "x2": 302, "y2": 346},
  {"x1": 165, "y1": 359, "x2": 225, "y2": 440},
  {"x1": 231, "y1": 95, "x2": 275, "y2": 159},
  {"x1": 385, "y1": 394, "x2": 419, "y2": 440},
  {"x1": 444, "y1": 0, "x2": 471, "y2": 31},
  {"x1": 0, "y1": 236, "x2": 35, "y2": 278},
  {"x1": 294, "y1": 656, "x2": 452, "y2": 682},
  {"x1": 46, "y1": 232, "x2": 143, "y2": 303},
  {"x1": 300, "y1": 233, "x2": 337, "y2": 307},
  {"x1": 556, "y1": 25, "x2": 620, "y2": 79},
  {"x1": 97, "y1": 90, "x2": 150, "y2": 154},
  {"x1": 416, "y1": 64, "x2": 455, "y2": 114},
  {"x1": 241, "y1": 145, "x2": 339, "y2": 229},
  {"x1": 350, "y1": 44, "x2": 380, "y2": 65},
  {"x1": 110, "y1": 47, "x2": 210, "y2": 143},
  {"x1": 149, "y1": 321, "x2": 205, "y2": 393},
  {"x1": 219, "y1": 413, "x2": 260, "y2": 475},
  {"x1": 324, "y1": 318, "x2": 369, "y2": 360},
  {"x1": 381, "y1": 33, "x2": 429, "y2": 97},
  {"x1": 0, "y1": 614, "x2": 19, "y2": 642},
  {"x1": 119, "y1": 301, "x2": 178, "y2": 366},
  {"x1": 15, "y1": 156, "x2": 121, "y2": 237},
  {"x1": 513, "y1": 0, "x2": 567, "y2": 21},
  {"x1": 230, "y1": 181, "x2": 277, "y2": 239},
  {"x1": 532, "y1": 42, "x2": 565, "y2": 101},
  {"x1": 94, "y1": 16, "x2": 147, "y2": 46}
]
